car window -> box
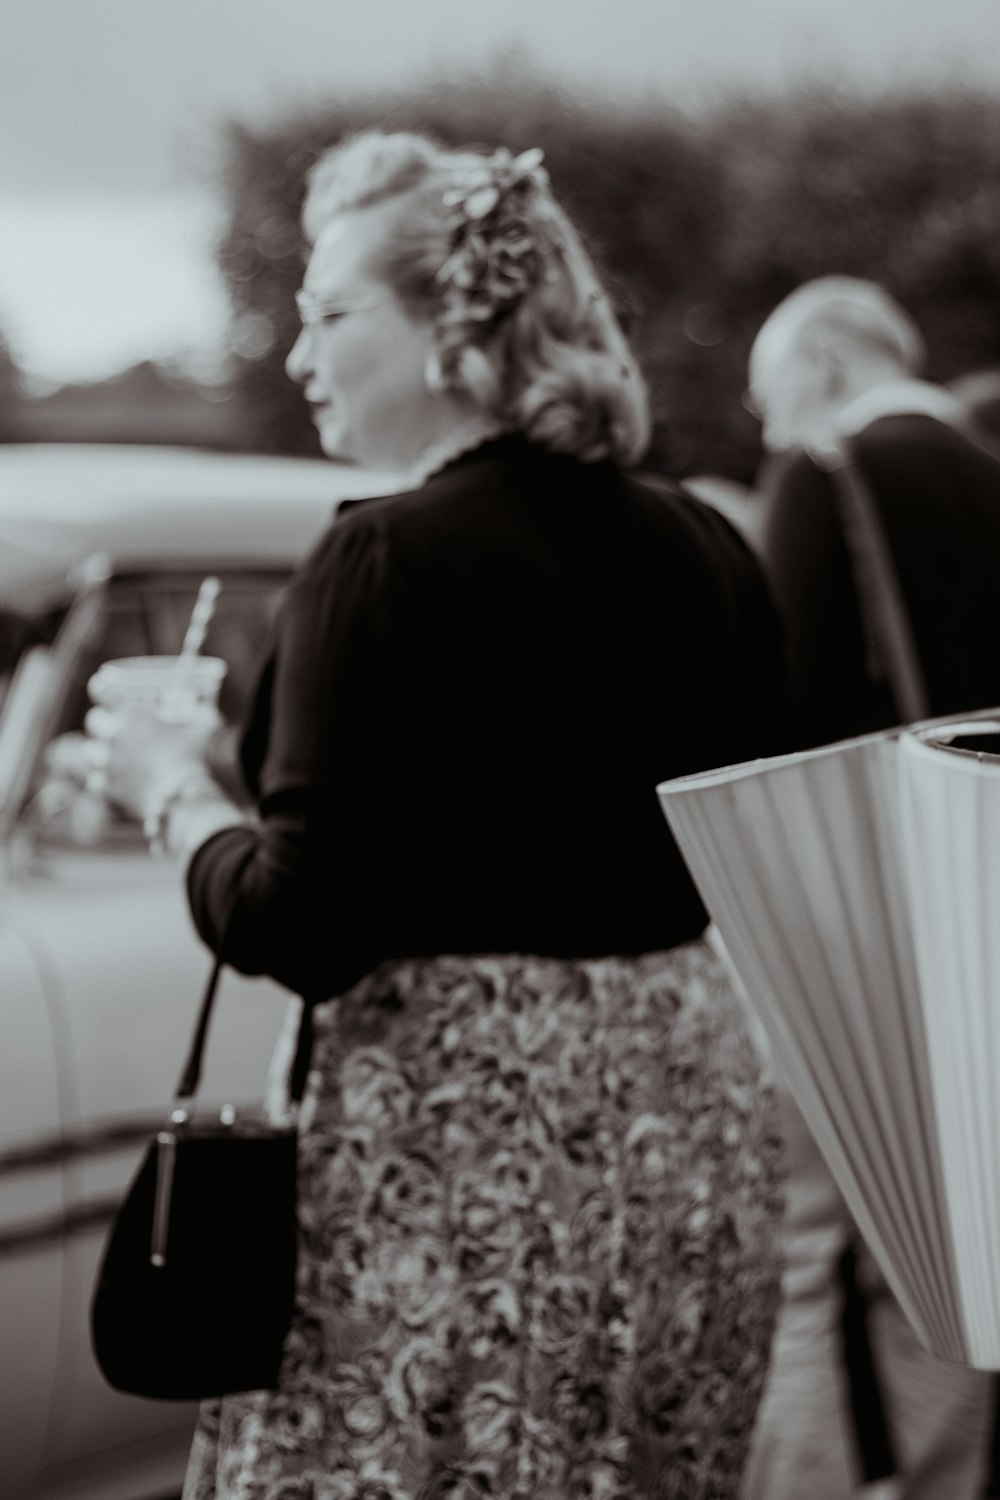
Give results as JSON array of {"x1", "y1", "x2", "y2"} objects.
[
  {"x1": 0, "y1": 605, "x2": 63, "y2": 716},
  {"x1": 27, "y1": 568, "x2": 289, "y2": 849},
  {"x1": 53, "y1": 570, "x2": 287, "y2": 735}
]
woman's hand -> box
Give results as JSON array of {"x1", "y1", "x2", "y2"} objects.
[{"x1": 84, "y1": 703, "x2": 221, "y2": 826}]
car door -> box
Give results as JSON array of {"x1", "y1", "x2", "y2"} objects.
[
  {"x1": 0, "y1": 919, "x2": 66, "y2": 1500},
  {"x1": 0, "y1": 565, "x2": 300, "y2": 1499}
]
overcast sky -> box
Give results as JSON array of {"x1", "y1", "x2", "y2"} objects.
[{"x1": 3, "y1": 0, "x2": 999, "y2": 382}]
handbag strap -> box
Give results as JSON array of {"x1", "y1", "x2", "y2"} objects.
[
  {"x1": 174, "y1": 857, "x2": 314, "y2": 1106},
  {"x1": 175, "y1": 949, "x2": 228, "y2": 1102},
  {"x1": 823, "y1": 438, "x2": 931, "y2": 724}
]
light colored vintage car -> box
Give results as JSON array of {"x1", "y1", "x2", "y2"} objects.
[{"x1": 0, "y1": 444, "x2": 401, "y2": 1500}]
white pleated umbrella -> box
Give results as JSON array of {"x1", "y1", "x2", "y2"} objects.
[
  {"x1": 896, "y1": 722, "x2": 1000, "y2": 1365},
  {"x1": 658, "y1": 711, "x2": 1000, "y2": 1368}
]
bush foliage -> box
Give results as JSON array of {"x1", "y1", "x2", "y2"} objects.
[{"x1": 218, "y1": 70, "x2": 1000, "y2": 482}]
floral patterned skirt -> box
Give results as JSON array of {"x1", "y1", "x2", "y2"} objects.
[{"x1": 183, "y1": 940, "x2": 783, "y2": 1500}]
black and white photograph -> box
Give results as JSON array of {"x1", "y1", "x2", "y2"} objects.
[{"x1": 3, "y1": 3, "x2": 1000, "y2": 1498}]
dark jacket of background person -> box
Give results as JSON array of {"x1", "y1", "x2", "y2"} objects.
[
  {"x1": 187, "y1": 434, "x2": 786, "y2": 1002},
  {"x1": 759, "y1": 412, "x2": 1000, "y2": 751}
]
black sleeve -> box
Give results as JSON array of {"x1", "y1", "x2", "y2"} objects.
[{"x1": 186, "y1": 517, "x2": 391, "y2": 999}]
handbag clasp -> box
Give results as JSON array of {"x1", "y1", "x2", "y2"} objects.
[
  {"x1": 150, "y1": 1107, "x2": 188, "y2": 1268},
  {"x1": 150, "y1": 1132, "x2": 176, "y2": 1268}
]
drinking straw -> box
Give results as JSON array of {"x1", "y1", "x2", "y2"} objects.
[{"x1": 178, "y1": 576, "x2": 220, "y2": 661}]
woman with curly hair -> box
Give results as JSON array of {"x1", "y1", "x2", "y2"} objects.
[{"x1": 98, "y1": 129, "x2": 786, "y2": 1499}]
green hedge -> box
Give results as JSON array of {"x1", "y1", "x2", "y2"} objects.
[{"x1": 218, "y1": 72, "x2": 1000, "y2": 482}]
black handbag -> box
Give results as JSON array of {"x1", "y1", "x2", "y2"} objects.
[{"x1": 90, "y1": 932, "x2": 314, "y2": 1401}]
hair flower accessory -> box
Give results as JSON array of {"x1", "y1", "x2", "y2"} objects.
[{"x1": 436, "y1": 147, "x2": 550, "y2": 326}]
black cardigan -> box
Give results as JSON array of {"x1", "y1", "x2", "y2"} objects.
[{"x1": 188, "y1": 435, "x2": 786, "y2": 1000}]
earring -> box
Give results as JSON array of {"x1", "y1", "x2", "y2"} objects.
[{"x1": 424, "y1": 351, "x2": 447, "y2": 393}]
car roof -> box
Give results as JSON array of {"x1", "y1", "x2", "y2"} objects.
[{"x1": 0, "y1": 444, "x2": 405, "y2": 607}]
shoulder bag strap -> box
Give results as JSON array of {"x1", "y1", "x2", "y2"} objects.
[
  {"x1": 822, "y1": 438, "x2": 931, "y2": 724},
  {"x1": 173, "y1": 848, "x2": 314, "y2": 1107}
]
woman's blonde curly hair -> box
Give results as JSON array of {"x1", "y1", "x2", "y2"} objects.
[{"x1": 302, "y1": 130, "x2": 650, "y2": 467}]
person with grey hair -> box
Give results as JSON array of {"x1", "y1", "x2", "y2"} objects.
[
  {"x1": 741, "y1": 276, "x2": 1000, "y2": 1500},
  {"x1": 746, "y1": 274, "x2": 1000, "y2": 750},
  {"x1": 93, "y1": 130, "x2": 788, "y2": 1498}
]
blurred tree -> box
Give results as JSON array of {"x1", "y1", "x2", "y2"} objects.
[
  {"x1": 705, "y1": 88, "x2": 1000, "y2": 473},
  {"x1": 217, "y1": 72, "x2": 1000, "y2": 483},
  {"x1": 13, "y1": 361, "x2": 243, "y2": 449},
  {"x1": 0, "y1": 329, "x2": 25, "y2": 442}
]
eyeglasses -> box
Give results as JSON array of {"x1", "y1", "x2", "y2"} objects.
[{"x1": 294, "y1": 288, "x2": 389, "y2": 329}]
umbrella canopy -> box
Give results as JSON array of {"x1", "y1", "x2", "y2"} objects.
[{"x1": 658, "y1": 710, "x2": 1000, "y2": 1368}]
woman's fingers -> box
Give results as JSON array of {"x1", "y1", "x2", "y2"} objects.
[
  {"x1": 85, "y1": 766, "x2": 109, "y2": 797},
  {"x1": 45, "y1": 731, "x2": 106, "y2": 774},
  {"x1": 86, "y1": 706, "x2": 219, "y2": 823},
  {"x1": 83, "y1": 704, "x2": 123, "y2": 741}
]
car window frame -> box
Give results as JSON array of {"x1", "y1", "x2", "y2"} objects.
[{"x1": 5, "y1": 560, "x2": 291, "y2": 853}]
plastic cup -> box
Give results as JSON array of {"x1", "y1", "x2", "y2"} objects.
[{"x1": 87, "y1": 655, "x2": 227, "y2": 724}]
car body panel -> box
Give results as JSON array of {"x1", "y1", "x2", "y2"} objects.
[
  {"x1": 7, "y1": 844, "x2": 297, "y2": 1485},
  {"x1": 0, "y1": 445, "x2": 398, "y2": 1499},
  {"x1": 0, "y1": 444, "x2": 404, "y2": 609},
  {"x1": 0, "y1": 925, "x2": 66, "y2": 1499}
]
